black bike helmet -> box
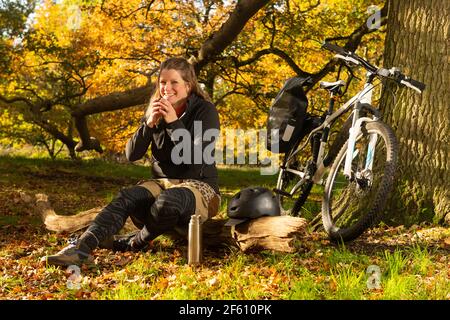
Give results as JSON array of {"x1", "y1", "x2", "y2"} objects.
[{"x1": 225, "y1": 186, "x2": 281, "y2": 226}]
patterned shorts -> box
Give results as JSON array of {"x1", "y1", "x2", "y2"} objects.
[{"x1": 137, "y1": 178, "x2": 221, "y2": 223}]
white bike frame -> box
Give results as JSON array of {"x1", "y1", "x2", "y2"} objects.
[{"x1": 277, "y1": 71, "x2": 380, "y2": 195}]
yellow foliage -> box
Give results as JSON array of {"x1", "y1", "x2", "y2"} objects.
[{"x1": 1, "y1": 0, "x2": 386, "y2": 155}]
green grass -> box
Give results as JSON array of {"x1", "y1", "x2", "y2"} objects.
[
  {"x1": 0, "y1": 154, "x2": 448, "y2": 300},
  {"x1": 383, "y1": 249, "x2": 408, "y2": 277},
  {"x1": 286, "y1": 273, "x2": 326, "y2": 299},
  {"x1": 0, "y1": 154, "x2": 149, "y2": 181},
  {"x1": 410, "y1": 244, "x2": 434, "y2": 275},
  {"x1": 330, "y1": 264, "x2": 366, "y2": 299}
]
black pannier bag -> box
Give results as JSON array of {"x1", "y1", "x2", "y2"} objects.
[{"x1": 266, "y1": 77, "x2": 309, "y2": 153}]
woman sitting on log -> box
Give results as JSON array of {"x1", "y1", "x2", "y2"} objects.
[{"x1": 42, "y1": 57, "x2": 221, "y2": 267}]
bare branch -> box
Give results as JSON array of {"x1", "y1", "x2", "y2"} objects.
[
  {"x1": 33, "y1": 117, "x2": 77, "y2": 150},
  {"x1": 194, "y1": 0, "x2": 271, "y2": 72},
  {"x1": 308, "y1": 3, "x2": 388, "y2": 91},
  {"x1": 234, "y1": 48, "x2": 311, "y2": 78},
  {"x1": 73, "y1": 116, "x2": 103, "y2": 153},
  {"x1": 324, "y1": 3, "x2": 388, "y2": 52},
  {"x1": 0, "y1": 94, "x2": 33, "y2": 107},
  {"x1": 213, "y1": 89, "x2": 246, "y2": 107},
  {"x1": 72, "y1": 84, "x2": 154, "y2": 117}
]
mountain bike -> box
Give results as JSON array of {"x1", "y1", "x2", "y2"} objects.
[{"x1": 274, "y1": 42, "x2": 426, "y2": 242}]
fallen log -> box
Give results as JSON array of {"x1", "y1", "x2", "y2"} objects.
[{"x1": 24, "y1": 192, "x2": 309, "y2": 253}]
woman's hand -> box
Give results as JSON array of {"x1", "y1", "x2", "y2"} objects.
[
  {"x1": 146, "y1": 101, "x2": 163, "y2": 128},
  {"x1": 146, "y1": 98, "x2": 178, "y2": 128},
  {"x1": 154, "y1": 98, "x2": 178, "y2": 124}
]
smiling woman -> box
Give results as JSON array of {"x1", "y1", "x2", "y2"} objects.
[{"x1": 41, "y1": 57, "x2": 222, "y2": 267}]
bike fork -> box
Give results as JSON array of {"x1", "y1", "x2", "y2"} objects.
[
  {"x1": 344, "y1": 117, "x2": 377, "y2": 178},
  {"x1": 365, "y1": 133, "x2": 378, "y2": 171}
]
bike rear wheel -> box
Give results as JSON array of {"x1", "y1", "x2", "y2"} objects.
[
  {"x1": 277, "y1": 166, "x2": 314, "y2": 216},
  {"x1": 276, "y1": 130, "x2": 321, "y2": 217},
  {"x1": 276, "y1": 115, "x2": 333, "y2": 218},
  {"x1": 322, "y1": 121, "x2": 398, "y2": 242}
]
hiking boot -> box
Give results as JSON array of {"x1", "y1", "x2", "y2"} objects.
[
  {"x1": 112, "y1": 234, "x2": 151, "y2": 253},
  {"x1": 41, "y1": 244, "x2": 93, "y2": 267},
  {"x1": 112, "y1": 237, "x2": 134, "y2": 252}
]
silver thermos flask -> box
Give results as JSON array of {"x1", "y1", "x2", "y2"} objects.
[{"x1": 188, "y1": 214, "x2": 202, "y2": 265}]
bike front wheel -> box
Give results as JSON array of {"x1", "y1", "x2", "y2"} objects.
[{"x1": 322, "y1": 121, "x2": 398, "y2": 242}]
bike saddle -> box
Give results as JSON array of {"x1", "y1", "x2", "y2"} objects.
[{"x1": 319, "y1": 80, "x2": 346, "y2": 91}]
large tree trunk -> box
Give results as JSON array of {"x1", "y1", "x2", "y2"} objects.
[{"x1": 381, "y1": 0, "x2": 449, "y2": 224}]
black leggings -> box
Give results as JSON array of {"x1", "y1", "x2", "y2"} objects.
[{"x1": 79, "y1": 186, "x2": 195, "y2": 253}]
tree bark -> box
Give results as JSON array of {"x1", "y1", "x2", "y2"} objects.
[
  {"x1": 381, "y1": 0, "x2": 449, "y2": 224},
  {"x1": 27, "y1": 193, "x2": 308, "y2": 253}
]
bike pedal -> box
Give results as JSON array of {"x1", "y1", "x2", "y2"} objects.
[{"x1": 273, "y1": 188, "x2": 292, "y2": 197}]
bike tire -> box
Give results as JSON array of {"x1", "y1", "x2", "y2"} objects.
[
  {"x1": 276, "y1": 150, "x2": 316, "y2": 217},
  {"x1": 291, "y1": 181, "x2": 313, "y2": 216},
  {"x1": 322, "y1": 120, "x2": 398, "y2": 242}
]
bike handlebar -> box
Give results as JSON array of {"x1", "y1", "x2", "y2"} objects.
[
  {"x1": 322, "y1": 42, "x2": 426, "y2": 93},
  {"x1": 399, "y1": 75, "x2": 426, "y2": 93}
]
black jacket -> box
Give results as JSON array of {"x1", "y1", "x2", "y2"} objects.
[{"x1": 125, "y1": 93, "x2": 220, "y2": 194}]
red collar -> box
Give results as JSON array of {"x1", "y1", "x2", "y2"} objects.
[{"x1": 175, "y1": 103, "x2": 187, "y2": 117}]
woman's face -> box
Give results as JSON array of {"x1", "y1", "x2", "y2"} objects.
[{"x1": 159, "y1": 69, "x2": 191, "y2": 108}]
